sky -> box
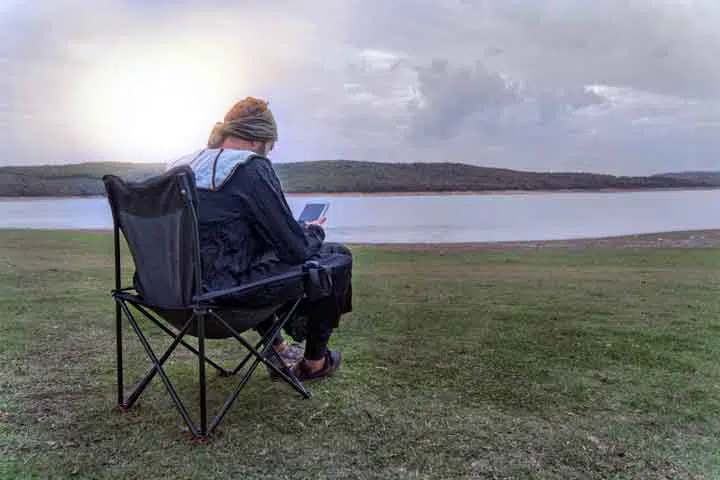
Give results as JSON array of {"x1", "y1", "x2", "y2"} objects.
[{"x1": 1, "y1": 0, "x2": 719, "y2": 175}]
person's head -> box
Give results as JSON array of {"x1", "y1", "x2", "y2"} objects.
[{"x1": 207, "y1": 96, "x2": 278, "y2": 156}]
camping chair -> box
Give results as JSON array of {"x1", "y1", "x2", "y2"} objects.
[{"x1": 103, "y1": 165, "x2": 329, "y2": 440}]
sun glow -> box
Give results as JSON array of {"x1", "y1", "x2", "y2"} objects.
[{"x1": 74, "y1": 46, "x2": 239, "y2": 161}]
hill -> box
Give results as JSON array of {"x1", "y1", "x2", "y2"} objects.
[
  {"x1": 273, "y1": 160, "x2": 714, "y2": 193},
  {"x1": 0, "y1": 160, "x2": 714, "y2": 197},
  {"x1": 0, "y1": 162, "x2": 163, "y2": 197},
  {"x1": 652, "y1": 171, "x2": 720, "y2": 186}
]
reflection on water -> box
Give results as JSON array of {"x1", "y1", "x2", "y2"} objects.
[{"x1": 0, "y1": 190, "x2": 719, "y2": 243}]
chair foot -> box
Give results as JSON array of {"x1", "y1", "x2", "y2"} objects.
[
  {"x1": 187, "y1": 433, "x2": 216, "y2": 445},
  {"x1": 111, "y1": 404, "x2": 133, "y2": 412}
]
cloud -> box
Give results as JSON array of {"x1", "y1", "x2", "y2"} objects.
[
  {"x1": 330, "y1": 0, "x2": 720, "y2": 174},
  {"x1": 1, "y1": 0, "x2": 719, "y2": 174}
]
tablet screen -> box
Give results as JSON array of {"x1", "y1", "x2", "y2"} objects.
[{"x1": 298, "y1": 203, "x2": 328, "y2": 222}]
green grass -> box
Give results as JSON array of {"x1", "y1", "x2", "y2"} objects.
[{"x1": 2, "y1": 230, "x2": 720, "y2": 479}]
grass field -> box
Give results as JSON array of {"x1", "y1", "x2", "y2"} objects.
[{"x1": 1, "y1": 230, "x2": 720, "y2": 479}]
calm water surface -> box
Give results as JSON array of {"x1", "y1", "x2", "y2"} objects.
[{"x1": 0, "y1": 190, "x2": 718, "y2": 243}]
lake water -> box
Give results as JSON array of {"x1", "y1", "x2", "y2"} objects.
[{"x1": 0, "y1": 190, "x2": 718, "y2": 243}]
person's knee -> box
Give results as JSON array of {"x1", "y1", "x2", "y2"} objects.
[
  {"x1": 321, "y1": 242, "x2": 352, "y2": 258},
  {"x1": 336, "y1": 244, "x2": 352, "y2": 257}
]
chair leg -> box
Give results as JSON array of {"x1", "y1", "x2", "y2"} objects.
[
  {"x1": 230, "y1": 324, "x2": 275, "y2": 376},
  {"x1": 210, "y1": 306, "x2": 312, "y2": 400},
  {"x1": 197, "y1": 311, "x2": 208, "y2": 438},
  {"x1": 112, "y1": 295, "x2": 312, "y2": 440},
  {"x1": 266, "y1": 344, "x2": 312, "y2": 398},
  {"x1": 231, "y1": 332, "x2": 310, "y2": 399},
  {"x1": 258, "y1": 306, "x2": 313, "y2": 399},
  {"x1": 117, "y1": 300, "x2": 201, "y2": 437},
  {"x1": 130, "y1": 302, "x2": 230, "y2": 377},
  {"x1": 198, "y1": 304, "x2": 312, "y2": 437},
  {"x1": 122, "y1": 310, "x2": 195, "y2": 408},
  {"x1": 112, "y1": 223, "x2": 124, "y2": 409},
  {"x1": 115, "y1": 302, "x2": 124, "y2": 407},
  {"x1": 208, "y1": 348, "x2": 263, "y2": 435}
]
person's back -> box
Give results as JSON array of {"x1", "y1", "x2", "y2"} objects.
[
  {"x1": 173, "y1": 147, "x2": 324, "y2": 292},
  {"x1": 169, "y1": 96, "x2": 352, "y2": 381}
]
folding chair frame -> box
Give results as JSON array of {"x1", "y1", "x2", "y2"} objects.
[{"x1": 110, "y1": 222, "x2": 312, "y2": 441}]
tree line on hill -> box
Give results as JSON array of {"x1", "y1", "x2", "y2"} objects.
[{"x1": 0, "y1": 160, "x2": 716, "y2": 197}]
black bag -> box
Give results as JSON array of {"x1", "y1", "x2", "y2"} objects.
[{"x1": 303, "y1": 260, "x2": 334, "y2": 301}]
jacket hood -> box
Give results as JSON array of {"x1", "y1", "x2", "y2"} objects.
[{"x1": 167, "y1": 148, "x2": 260, "y2": 190}]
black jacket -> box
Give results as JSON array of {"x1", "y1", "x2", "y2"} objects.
[{"x1": 173, "y1": 148, "x2": 325, "y2": 292}]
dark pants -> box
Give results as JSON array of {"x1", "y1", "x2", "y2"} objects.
[{"x1": 262, "y1": 243, "x2": 353, "y2": 360}]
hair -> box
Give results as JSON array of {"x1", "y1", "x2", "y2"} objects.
[
  {"x1": 223, "y1": 96, "x2": 271, "y2": 122},
  {"x1": 207, "y1": 96, "x2": 277, "y2": 149}
]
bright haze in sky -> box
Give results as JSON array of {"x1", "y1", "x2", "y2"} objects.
[{"x1": 1, "y1": 0, "x2": 719, "y2": 175}]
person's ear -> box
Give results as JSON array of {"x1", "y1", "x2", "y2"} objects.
[
  {"x1": 249, "y1": 140, "x2": 264, "y2": 155},
  {"x1": 258, "y1": 141, "x2": 274, "y2": 157}
]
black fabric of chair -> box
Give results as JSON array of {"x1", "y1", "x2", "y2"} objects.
[{"x1": 103, "y1": 165, "x2": 331, "y2": 439}]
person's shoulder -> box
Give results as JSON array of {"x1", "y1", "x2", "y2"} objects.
[
  {"x1": 242, "y1": 152, "x2": 270, "y2": 165},
  {"x1": 241, "y1": 153, "x2": 274, "y2": 174},
  {"x1": 214, "y1": 150, "x2": 274, "y2": 188}
]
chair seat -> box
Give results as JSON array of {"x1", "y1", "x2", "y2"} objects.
[{"x1": 127, "y1": 263, "x2": 311, "y2": 339}]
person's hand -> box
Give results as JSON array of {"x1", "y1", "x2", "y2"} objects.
[{"x1": 306, "y1": 217, "x2": 326, "y2": 226}]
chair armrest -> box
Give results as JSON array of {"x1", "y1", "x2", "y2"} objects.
[{"x1": 193, "y1": 269, "x2": 307, "y2": 303}]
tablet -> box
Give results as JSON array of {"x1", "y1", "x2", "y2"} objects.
[{"x1": 297, "y1": 202, "x2": 329, "y2": 223}]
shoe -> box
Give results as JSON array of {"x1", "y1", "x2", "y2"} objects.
[
  {"x1": 291, "y1": 350, "x2": 342, "y2": 382},
  {"x1": 267, "y1": 343, "x2": 304, "y2": 380},
  {"x1": 277, "y1": 343, "x2": 305, "y2": 364}
]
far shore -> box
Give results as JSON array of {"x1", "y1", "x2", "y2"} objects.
[
  {"x1": 286, "y1": 186, "x2": 720, "y2": 197},
  {"x1": 1, "y1": 185, "x2": 719, "y2": 201}
]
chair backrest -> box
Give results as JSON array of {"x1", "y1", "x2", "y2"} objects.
[{"x1": 103, "y1": 165, "x2": 201, "y2": 309}]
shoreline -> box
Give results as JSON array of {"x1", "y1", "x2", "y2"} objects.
[
  {"x1": 287, "y1": 186, "x2": 720, "y2": 197},
  {"x1": 1, "y1": 186, "x2": 719, "y2": 201},
  {"x1": 355, "y1": 229, "x2": 720, "y2": 251},
  {"x1": 6, "y1": 228, "x2": 720, "y2": 251}
]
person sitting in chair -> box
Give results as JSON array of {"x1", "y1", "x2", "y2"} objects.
[{"x1": 167, "y1": 96, "x2": 352, "y2": 381}]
